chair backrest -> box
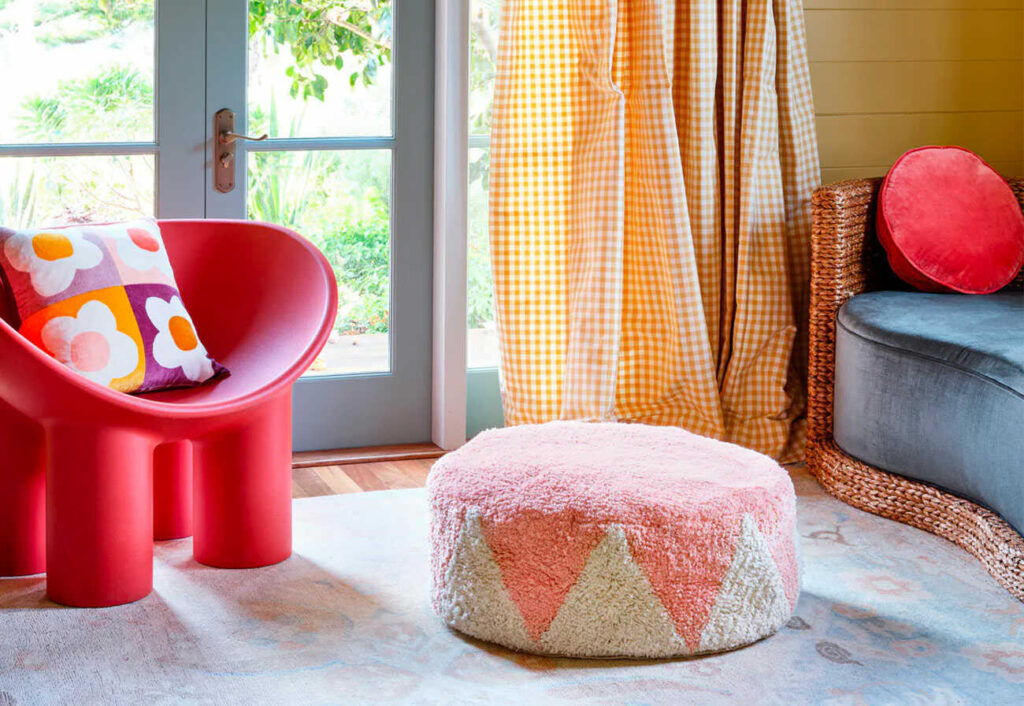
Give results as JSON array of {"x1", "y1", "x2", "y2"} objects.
[{"x1": 157, "y1": 219, "x2": 337, "y2": 366}]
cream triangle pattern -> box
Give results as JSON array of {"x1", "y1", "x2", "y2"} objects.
[
  {"x1": 698, "y1": 514, "x2": 792, "y2": 653},
  {"x1": 436, "y1": 510, "x2": 535, "y2": 652},
  {"x1": 540, "y1": 525, "x2": 689, "y2": 658}
]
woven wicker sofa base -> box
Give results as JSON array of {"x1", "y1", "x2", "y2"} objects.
[{"x1": 806, "y1": 439, "x2": 1024, "y2": 602}]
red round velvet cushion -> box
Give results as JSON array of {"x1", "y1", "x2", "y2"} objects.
[{"x1": 877, "y1": 146, "x2": 1024, "y2": 294}]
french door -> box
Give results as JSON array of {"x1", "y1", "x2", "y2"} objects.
[{"x1": 0, "y1": 1, "x2": 435, "y2": 451}]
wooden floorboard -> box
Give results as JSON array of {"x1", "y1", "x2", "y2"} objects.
[
  {"x1": 292, "y1": 457, "x2": 437, "y2": 499},
  {"x1": 291, "y1": 466, "x2": 336, "y2": 498},
  {"x1": 395, "y1": 460, "x2": 432, "y2": 487}
]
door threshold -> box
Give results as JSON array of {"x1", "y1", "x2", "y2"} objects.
[{"x1": 292, "y1": 442, "x2": 445, "y2": 469}]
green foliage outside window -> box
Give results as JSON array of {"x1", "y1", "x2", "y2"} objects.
[
  {"x1": 17, "y1": 65, "x2": 152, "y2": 142},
  {"x1": 249, "y1": 0, "x2": 392, "y2": 101},
  {"x1": 247, "y1": 100, "x2": 391, "y2": 334}
]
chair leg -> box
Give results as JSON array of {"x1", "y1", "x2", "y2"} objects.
[
  {"x1": 0, "y1": 401, "x2": 45, "y2": 576},
  {"x1": 46, "y1": 425, "x2": 156, "y2": 607},
  {"x1": 193, "y1": 393, "x2": 292, "y2": 569},
  {"x1": 154, "y1": 441, "x2": 193, "y2": 540}
]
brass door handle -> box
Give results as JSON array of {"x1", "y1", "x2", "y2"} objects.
[{"x1": 219, "y1": 131, "x2": 268, "y2": 145}]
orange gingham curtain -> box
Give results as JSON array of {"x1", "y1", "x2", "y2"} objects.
[{"x1": 488, "y1": 0, "x2": 821, "y2": 461}]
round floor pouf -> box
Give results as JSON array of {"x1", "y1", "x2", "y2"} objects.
[{"x1": 428, "y1": 421, "x2": 799, "y2": 659}]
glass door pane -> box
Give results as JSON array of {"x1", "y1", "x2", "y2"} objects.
[
  {"x1": 206, "y1": 0, "x2": 433, "y2": 450},
  {"x1": 247, "y1": 148, "x2": 392, "y2": 375},
  {"x1": 0, "y1": 0, "x2": 157, "y2": 228},
  {"x1": 245, "y1": 1, "x2": 395, "y2": 377},
  {"x1": 248, "y1": 1, "x2": 393, "y2": 138},
  {"x1": 0, "y1": 155, "x2": 154, "y2": 227},
  {"x1": 466, "y1": 0, "x2": 505, "y2": 438},
  {"x1": 0, "y1": 1, "x2": 155, "y2": 144},
  {"x1": 467, "y1": 0, "x2": 499, "y2": 369}
]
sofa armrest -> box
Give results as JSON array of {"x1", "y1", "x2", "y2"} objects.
[{"x1": 807, "y1": 178, "x2": 892, "y2": 442}]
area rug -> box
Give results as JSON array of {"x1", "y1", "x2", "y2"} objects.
[{"x1": 1, "y1": 467, "x2": 1022, "y2": 705}]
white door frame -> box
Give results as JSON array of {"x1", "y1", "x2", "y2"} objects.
[
  {"x1": 432, "y1": 0, "x2": 470, "y2": 451},
  {"x1": 156, "y1": 0, "x2": 207, "y2": 219}
]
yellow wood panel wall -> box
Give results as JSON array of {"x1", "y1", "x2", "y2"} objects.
[{"x1": 805, "y1": 1, "x2": 1024, "y2": 183}]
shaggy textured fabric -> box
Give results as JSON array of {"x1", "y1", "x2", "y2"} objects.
[
  {"x1": 1, "y1": 472, "x2": 1024, "y2": 705},
  {"x1": 428, "y1": 422, "x2": 799, "y2": 658}
]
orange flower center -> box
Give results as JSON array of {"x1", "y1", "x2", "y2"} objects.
[
  {"x1": 128, "y1": 227, "x2": 161, "y2": 253},
  {"x1": 169, "y1": 316, "x2": 198, "y2": 351},
  {"x1": 32, "y1": 232, "x2": 74, "y2": 261}
]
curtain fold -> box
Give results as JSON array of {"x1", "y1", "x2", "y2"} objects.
[{"x1": 490, "y1": 0, "x2": 820, "y2": 461}]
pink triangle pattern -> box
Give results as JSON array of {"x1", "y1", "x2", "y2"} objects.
[
  {"x1": 480, "y1": 510, "x2": 606, "y2": 641},
  {"x1": 624, "y1": 486, "x2": 798, "y2": 650},
  {"x1": 624, "y1": 515, "x2": 736, "y2": 651}
]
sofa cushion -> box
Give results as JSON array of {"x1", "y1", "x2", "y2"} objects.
[
  {"x1": 834, "y1": 291, "x2": 1024, "y2": 534},
  {"x1": 877, "y1": 146, "x2": 1024, "y2": 294}
]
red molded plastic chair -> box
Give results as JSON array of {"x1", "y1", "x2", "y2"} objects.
[{"x1": 0, "y1": 220, "x2": 337, "y2": 607}]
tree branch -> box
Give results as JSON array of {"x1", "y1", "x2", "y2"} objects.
[
  {"x1": 470, "y1": 7, "x2": 497, "y2": 63},
  {"x1": 324, "y1": 9, "x2": 392, "y2": 51}
]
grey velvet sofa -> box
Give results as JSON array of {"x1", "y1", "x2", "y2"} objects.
[{"x1": 806, "y1": 177, "x2": 1024, "y2": 602}]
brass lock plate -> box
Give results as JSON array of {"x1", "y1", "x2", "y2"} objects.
[{"x1": 214, "y1": 108, "x2": 237, "y2": 194}]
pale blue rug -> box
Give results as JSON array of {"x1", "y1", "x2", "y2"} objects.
[{"x1": 1, "y1": 467, "x2": 1022, "y2": 705}]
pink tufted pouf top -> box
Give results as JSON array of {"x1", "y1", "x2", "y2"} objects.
[{"x1": 428, "y1": 421, "x2": 799, "y2": 658}]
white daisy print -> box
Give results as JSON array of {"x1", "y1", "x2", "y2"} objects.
[
  {"x1": 113, "y1": 221, "x2": 174, "y2": 277},
  {"x1": 146, "y1": 296, "x2": 214, "y2": 382},
  {"x1": 4, "y1": 228, "x2": 103, "y2": 297},
  {"x1": 40, "y1": 300, "x2": 139, "y2": 387}
]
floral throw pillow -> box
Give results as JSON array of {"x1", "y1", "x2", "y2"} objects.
[{"x1": 0, "y1": 218, "x2": 227, "y2": 394}]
